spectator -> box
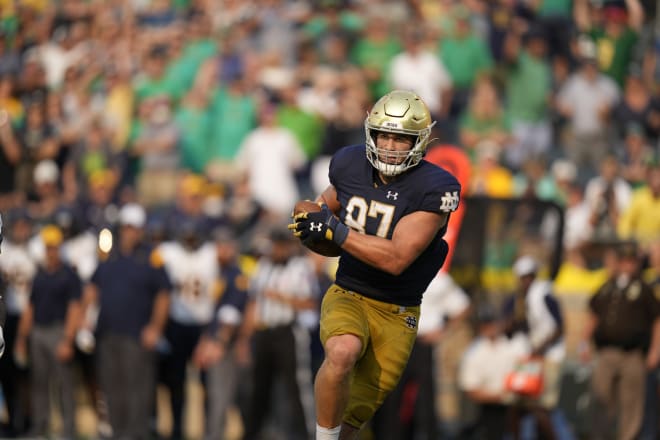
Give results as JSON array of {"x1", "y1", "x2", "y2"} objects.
[
  {"x1": 15, "y1": 101, "x2": 60, "y2": 194},
  {"x1": 469, "y1": 140, "x2": 514, "y2": 198},
  {"x1": 584, "y1": 154, "x2": 632, "y2": 243},
  {"x1": 207, "y1": 76, "x2": 257, "y2": 183},
  {"x1": 556, "y1": 37, "x2": 620, "y2": 175},
  {"x1": 234, "y1": 103, "x2": 307, "y2": 219},
  {"x1": 512, "y1": 156, "x2": 558, "y2": 202},
  {"x1": 574, "y1": 0, "x2": 644, "y2": 86},
  {"x1": 618, "y1": 123, "x2": 656, "y2": 188},
  {"x1": 128, "y1": 96, "x2": 181, "y2": 208},
  {"x1": 62, "y1": 119, "x2": 122, "y2": 201},
  {"x1": 27, "y1": 159, "x2": 65, "y2": 228},
  {"x1": 502, "y1": 27, "x2": 553, "y2": 170},
  {"x1": 613, "y1": 70, "x2": 659, "y2": 143},
  {"x1": 459, "y1": 75, "x2": 511, "y2": 158},
  {"x1": 618, "y1": 161, "x2": 660, "y2": 248},
  {"x1": 276, "y1": 82, "x2": 325, "y2": 162},
  {"x1": 349, "y1": 12, "x2": 401, "y2": 100},
  {"x1": 438, "y1": 5, "x2": 493, "y2": 120},
  {"x1": 174, "y1": 82, "x2": 213, "y2": 175},
  {"x1": 0, "y1": 74, "x2": 23, "y2": 125},
  {"x1": 0, "y1": 32, "x2": 20, "y2": 77},
  {"x1": 388, "y1": 26, "x2": 453, "y2": 122},
  {"x1": 0, "y1": 104, "x2": 21, "y2": 204}
]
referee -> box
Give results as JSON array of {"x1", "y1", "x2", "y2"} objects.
[{"x1": 241, "y1": 228, "x2": 320, "y2": 440}]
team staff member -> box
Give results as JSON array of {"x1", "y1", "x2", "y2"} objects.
[
  {"x1": 290, "y1": 90, "x2": 461, "y2": 440},
  {"x1": 15, "y1": 225, "x2": 82, "y2": 439},
  {"x1": 582, "y1": 242, "x2": 660, "y2": 440},
  {"x1": 83, "y1": 203, "x2": 171, "y2": 440}
]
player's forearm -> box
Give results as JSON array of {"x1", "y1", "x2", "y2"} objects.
[{"x1": 341, "y1": 230, "x2": 410, "y2": 276}]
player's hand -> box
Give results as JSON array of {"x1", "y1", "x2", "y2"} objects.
[{"x1": 288, "y1": 204, "x2": 349, "y2": 246}]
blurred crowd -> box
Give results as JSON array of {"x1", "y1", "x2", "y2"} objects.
[{"x1": 1, "y1": 0, "x2": 660, "y2": 439}]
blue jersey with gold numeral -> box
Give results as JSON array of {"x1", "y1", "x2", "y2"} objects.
[{"x1": 329, "y1": 145, "x2": 461, "y2": 306}]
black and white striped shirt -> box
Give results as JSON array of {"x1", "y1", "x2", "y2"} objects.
[{"x1": 249, "y1": 255, "x2": 320, "y2": 328}]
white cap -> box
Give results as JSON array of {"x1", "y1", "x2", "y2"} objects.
[
  {"x1": 551, "y1": 159, "x2": 577, "y2": 182},
  {"x1": 119, "y1": 203, "x2": 146, "y2": 228},
  {"x1": 513, "y1": 255, "x2": 539, "y2": 277},
  {"x1": 33, "y1": 160, "x2": 60, "y2": 185}
]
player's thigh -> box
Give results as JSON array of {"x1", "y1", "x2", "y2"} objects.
[
  {"x1": 344, "y1": 301, "x2": 420, "y2": 428},
  {"x1": 319, "y1": 285, "x2": 370, "y2": 355}
]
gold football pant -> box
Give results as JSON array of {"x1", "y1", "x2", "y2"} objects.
[{"x1": 319, "y1": 284, "x2": 420, "y2": 428}]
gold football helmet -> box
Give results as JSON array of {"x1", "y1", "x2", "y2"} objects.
[{"x1": 365, "y1": 90, "x2": 435, "y2": 176}]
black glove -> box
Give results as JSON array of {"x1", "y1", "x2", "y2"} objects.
[{"x1": 288, "y1": 204, "x2": 349, "y2": 247}]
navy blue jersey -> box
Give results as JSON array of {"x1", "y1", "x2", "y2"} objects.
[
  {"x1": 329, "y1": 145, "x2": 461, "y2": 306},
  {"x1": 206, "y1": 264, "x2": 249, "y2": 335}
]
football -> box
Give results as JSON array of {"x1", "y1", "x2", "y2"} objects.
[{"x1": 293, "y1": 200, "x2": 343, "y2": 257}]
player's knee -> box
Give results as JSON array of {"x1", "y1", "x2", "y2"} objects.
[{"x1": 324, "y1": 334, "x2": 361, "y2": 374}]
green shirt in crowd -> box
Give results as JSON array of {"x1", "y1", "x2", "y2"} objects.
[
  {"x1": 276, "y1": 106, "x2": 324, "y2": 160},
  {"x1": 210, "y1": 88, "x2": 257, "y2": 161},
  {"x1": 506, "y1": 51, "x2": 552, "y2": 123},
  {"x1": 175, "y1": 105, "x2": 213, "y2": 174},
  {"x1": 589, "y1": 27, "x2": 638, "y2": 86},
  {"x1": 350, "y1": 37, "x2": 401, "y2": 99},
  {"x1": 538, "y1": 0, "x2": 572, "y2": 17},
  {"x1": 439, "y1": 35, "x2": 493, "y2": 90}
]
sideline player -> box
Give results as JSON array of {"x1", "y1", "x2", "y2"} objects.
[{"x1": 289, "y1": 90, "x2": 461, "y2": 440}]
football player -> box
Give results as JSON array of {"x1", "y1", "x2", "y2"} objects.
[
  {"x1": 157, "y1": 218, "x2": 219, "y2": 440},
  {"x1": 289, "y1": 90, "x2": 461, "y2": 440}
]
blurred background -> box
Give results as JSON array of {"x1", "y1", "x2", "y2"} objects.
[{"x1": 0, "y1": 0, "x2": 660, "y2": 439}]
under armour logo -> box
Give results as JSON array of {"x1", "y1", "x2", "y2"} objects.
[
  {"x1": 310, "y1": 222, "x2": 323, "y2": 232},
  {"x1": 405, "y1": 315, "x2": 417, "y2": 329},
  {"x1": 386, "y1": 191, "x2": 398, "y2": 200}
]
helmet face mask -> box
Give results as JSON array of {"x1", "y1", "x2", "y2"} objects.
[{"x1": 365, "y1": 90, "x2": 435, "y2": 176}]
